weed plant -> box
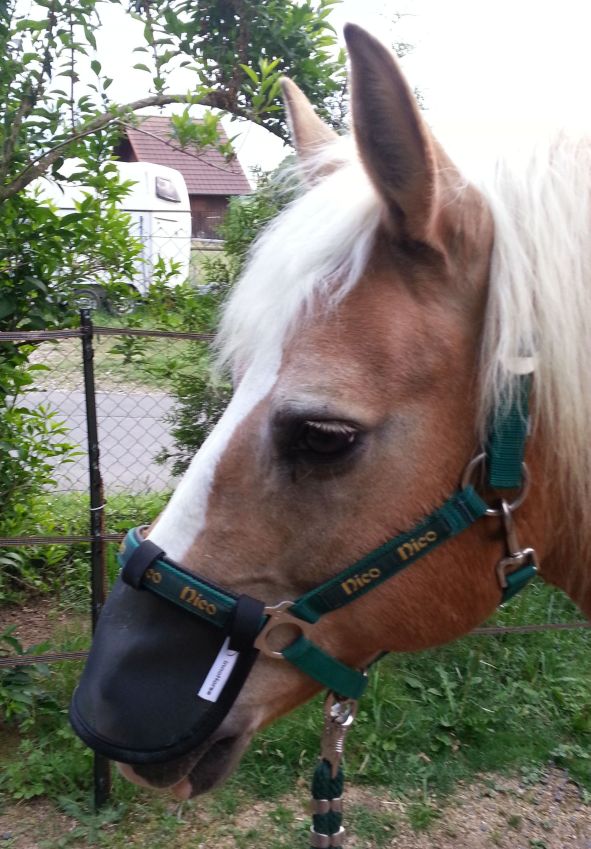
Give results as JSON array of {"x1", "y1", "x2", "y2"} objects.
[
  {"x1": 0, "y1": 491, "x2": 169, "y2": 605},
  {"x1": 0, "y1": 581, "x2": 589, "y2": 821}
]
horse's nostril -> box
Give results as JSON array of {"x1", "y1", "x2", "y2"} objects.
[{"x1": 171, "y1": 777, "x2": 193, "y2": 800}]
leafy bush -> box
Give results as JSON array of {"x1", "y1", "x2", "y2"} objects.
[
  {"x1": 0, "y1": 491, "x2": 170, "y2": 606},
  {"x1": 0, "y1": 350, "x2": 80, "y2": 601},
  {"x1": 0, "y1": 627, "x2": 57, "y2": 729},
  {"x1": 0, "y1": 165, "x2": 146, "y2": 606},
  {"x1": 156, "y1": 357, "x2": 232, "y2": 476},
  {"x1": 159, "y1": 167, "x2": 296, "y2": 474},
  {"x1": 0, "y1": 630, "x2": 93, "y2": 801}
]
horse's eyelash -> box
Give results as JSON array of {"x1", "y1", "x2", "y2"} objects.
[{"x1": 303, "y1": 421, "x2": 357, "y2": 437}]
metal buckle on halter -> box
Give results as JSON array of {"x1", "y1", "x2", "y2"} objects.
[
  {"x1": 496, "y1": 500, "x2": 539, "y2": 588},
  {"x1": 462, "y1": 453, "x2": 538, "y2": 595},
  {"x1": 461, "y1": 452, "x2": 531, "y2": 516},
  {"x1": 254, "y1": 601, "x2": 314, "y2": 659},
  {"x1": 320, "y1": 691, "x2": 358, "y2": 778}
]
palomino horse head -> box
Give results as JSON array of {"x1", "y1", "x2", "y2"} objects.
[{"x1": 72, "y1": 24, "x2": 591, "y2": 799}]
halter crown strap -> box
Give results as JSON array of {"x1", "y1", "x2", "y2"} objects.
[{"x1": 487, "y1": 373, "x2": 532, "y2": 489}]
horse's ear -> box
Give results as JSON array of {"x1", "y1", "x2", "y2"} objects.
[
  {"x1": 344, "y1": 24, "x2": 440, "y2": 243},
  {"x1": 281, "y1": 78, "x2": 339, "y2": 168}
]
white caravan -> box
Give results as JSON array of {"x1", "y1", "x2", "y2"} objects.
[
  {"x1": 117, "y1": 161, "x2": 192, "y2": 295},
  {"x1": 37, "y1": 161, "x2": 192, "y2": 306}
]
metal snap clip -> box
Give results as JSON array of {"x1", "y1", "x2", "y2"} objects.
[
  {"x1": 496, "y1": 500, "x2": 539, "y2": 588},
  {"x1": 254, "y1": 601, "x2": 313, "y2": 659}
]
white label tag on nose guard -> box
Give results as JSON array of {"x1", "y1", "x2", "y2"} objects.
[{"x1": 197, "y1": 637, "x2": 239, "y2": 703}]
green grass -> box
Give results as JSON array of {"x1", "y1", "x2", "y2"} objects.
[
  {"x1": 1, "y1": 519, "x2": 590, "y2": 844},
  {"x1": 348, "y1": 805, "x2": 398, "y2": 844},
  {"x1": 206, "y1": 582, "x2": 590, "y2": 803},
  {"x1": 33, "y1": 323, "x2": 208, "y2": 393},
  {"x1": 0, "y1": 490, "x2": 170, "y2": 606}
]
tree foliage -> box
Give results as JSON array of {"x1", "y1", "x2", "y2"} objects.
[
  {"x1": 0, "y1": 0, "x2": 345, "y2": 202},
  {"x1": 0, "y1": 0, "x2": 345, "y2": 547},
  {"x1": 157, "y1": 166, "x2": 295, "y2": 475},
  {"x1": 0, "y1": 0, "x2": 346, "y2": 329}
]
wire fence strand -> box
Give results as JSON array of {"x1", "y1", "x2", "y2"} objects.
[{"x1": 1, "y1": 320, "x2": 590, "y2": 661}]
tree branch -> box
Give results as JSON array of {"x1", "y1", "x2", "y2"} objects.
[
  {"x1": 0, "y1": 90, "x2": 273, "y2": 202},
  {"x1": 0, "y1": 0, "x2": 58, "y2": 184},
  {"x1": 0, "y1": 91, "x2": 36, "y2": 185},
  {"x1": 120, "y1": 122, "x2": 239, "y2": 175}
]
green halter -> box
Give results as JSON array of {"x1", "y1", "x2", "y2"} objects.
[{"x1": 118, "y1": 373, "x2": 537, "y2": 701}]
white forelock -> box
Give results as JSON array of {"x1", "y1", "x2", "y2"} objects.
[{"x1": 216, "y1": 141, "x2": 383, "y2": 375}]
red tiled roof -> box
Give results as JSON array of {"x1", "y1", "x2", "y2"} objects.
[{"x1": 122, "y1": 116, "x2": 252, "y2": 196}]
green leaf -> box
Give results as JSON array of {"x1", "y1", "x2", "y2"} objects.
[
  {"x1": 259, "y1": 58, "x2": 281, "y2": 78},
  {"x1": 15, "y1": 19, "x2": 49, "y2": 33},
  {"x1": 239, "y1": 64, "x2": 260, "y2": 85},
  {"x1": 0, "y1": 298, "x2": 16, "y2": 320},
  {"x1": 404, "y1": 675, "x2": 424, "y2": 690},
  {"x1": 84, "y1": 28, "x2": 97, "y2": 51}
]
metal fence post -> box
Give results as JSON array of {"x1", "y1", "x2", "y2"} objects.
[{"x1": 80, "y1": 308, "x2": 112, "y2": 809}]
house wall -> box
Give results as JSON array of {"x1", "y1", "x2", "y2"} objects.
[
  {"x1": 113, "y1": 138, "x2": 137, "y2": 162},
  {"x1": 189, "y1": 195, "x2": 229, "y2": 239}
]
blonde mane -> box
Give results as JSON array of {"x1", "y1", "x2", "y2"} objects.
[
  {"x1": 477, "y1": 132, "x2": 591, "y2": 523},
  {"x1": 218, "y1": 131, "x2": 591, "y2": 526}
]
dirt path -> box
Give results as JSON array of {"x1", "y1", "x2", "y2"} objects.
[
  {"x1": 0, "y1": 598, "x2": 88, "y2": 650},
  {"x1": 0, "y1": 769, "x2": 588, "y2": 848}
]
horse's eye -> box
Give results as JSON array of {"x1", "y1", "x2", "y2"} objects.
[{"x1": 292, "y1": 421, "x2": 360, "y2": 462}]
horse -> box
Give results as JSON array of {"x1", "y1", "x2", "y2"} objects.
[{"x1": 71, "y1": 23, "x2": 591, "y2": 805}]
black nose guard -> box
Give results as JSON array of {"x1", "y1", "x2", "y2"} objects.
[{"x1": 69, "y1": 576, "x2": 264, "y2": 765}]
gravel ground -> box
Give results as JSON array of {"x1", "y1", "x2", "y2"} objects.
[
  {"x1": 1, "y1": 604, "x2": 589, "y2": 848},
  {"x1": 0, "y1": 769, "x2": 589, "y2": 848}
]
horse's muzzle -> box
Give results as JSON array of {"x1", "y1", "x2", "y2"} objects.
[{"x1": 69, "y1": 575, "x2": 260, "y2": 765}]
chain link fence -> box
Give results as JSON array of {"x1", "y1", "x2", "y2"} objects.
[
  {"x1": 0, "y1": 312, "x2": 215, "y2": 805},
  {"x1": 0, "y1": 314, "x2": 215, "y2": 602},
  {"x1": 1, "y1": 311, "x2": 590, "y2": 808},
  {"x1": 26, "y1": 326, "x2": 196, "y2": 496}
]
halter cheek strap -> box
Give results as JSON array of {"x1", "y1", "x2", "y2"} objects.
[{"x1": 118, "y1": 373, "x2": 537, "y2": 700}]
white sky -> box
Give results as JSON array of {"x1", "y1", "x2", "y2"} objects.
[{"x1": 95, "y1": 0, "x2": 591, "y2": 178}]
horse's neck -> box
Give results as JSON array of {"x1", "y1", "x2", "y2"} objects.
[
  {"x1": 534, "y1": 431, "x2": 591, "y2": 619},
  {"x1": 540, "y1": 527, "x2": 591, "y2": 619}
]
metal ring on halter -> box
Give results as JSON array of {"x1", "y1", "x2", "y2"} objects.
[
  {"x1": 461, "y1": 452, "x2": 531, "y2": 516},
  {"x1": 254, "y1": 600, "x2": 314, "y2": 659}
]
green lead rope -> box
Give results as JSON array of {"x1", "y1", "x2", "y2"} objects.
[{"x1": 310, "y1": 761, "x2": 345, "y2": 849}]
